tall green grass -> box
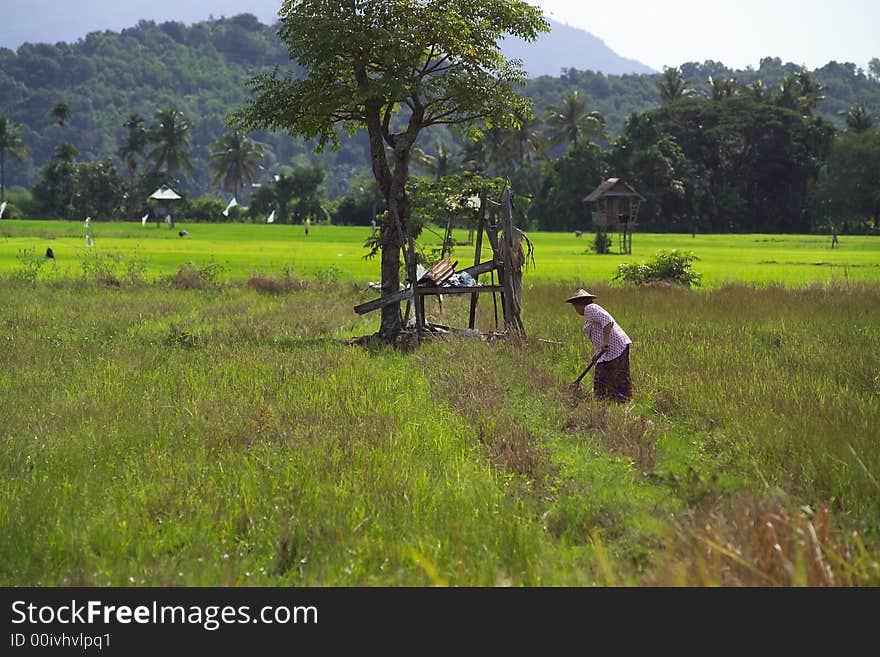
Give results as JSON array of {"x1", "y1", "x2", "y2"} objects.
[{"x1": 1, "y1": 275, "x2": 878, "y2": 585}]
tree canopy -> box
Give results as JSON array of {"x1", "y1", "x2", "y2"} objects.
[{"x1": 232, "y1": 0, "x2": 548, "y2": 338}]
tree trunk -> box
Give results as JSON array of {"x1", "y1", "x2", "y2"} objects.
[
  {"x1": 378, "y1": 150, "x2": 414, "y2": 339},
  {"x1": 378, "y1": 208, "x2": 403, "y2": 338},
  {"x1": 358, "y1": 76, "x2": 423, "y2": 341},
  {"x1": 0, "y1": 149, "x2": 5, "y2": 203}
]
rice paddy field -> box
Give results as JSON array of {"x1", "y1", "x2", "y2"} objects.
[
  {"x1": 1, "y1": 219, "x2": 878, "y2": 285},
  {"x1": 1, "y1": 219, "x2": 879, "y2": 586}
]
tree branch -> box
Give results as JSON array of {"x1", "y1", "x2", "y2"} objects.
[
  {"x1": 382, "y1": 104, "x2": 395, "y2": 147},
  {"x1": 422, "y1": 55, "x2": 453, "y2": 77},
  {"x1": 426, "y1": 113, "x2": 490, "y2": 126}
]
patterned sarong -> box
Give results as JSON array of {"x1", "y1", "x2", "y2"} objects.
[{"x1": 594, "y1": 345, "x2": 632, "y2": 401}]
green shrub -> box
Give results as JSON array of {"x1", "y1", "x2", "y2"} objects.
[
  {"x1": 166, "y1": 259, "x2": 227, "y2": 289},
  {"x1": 78, "y1": 250, "x2": 147, "y2": 286},
  {"x1": 1, "y1": 201, "x2": 19, "y2": 219},
  {"x1": 593, "y1": 229, "x2": 611, "y2": 254},
  {"x1": 15, "y1": 247, "x2": 49, "y2": 282},
  {"x1": 4, "y1": 187, "x2": 38, "y2": 218},
  {"x1": 185, "y1": 196, "x2": 226, "y2": 223},
  {"x1": 613, "y1": 249, "x2": 702, "y2": 287}
]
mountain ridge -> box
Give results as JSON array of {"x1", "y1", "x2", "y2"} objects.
[{"x1": 0, "y1": 0, "x2": 654, "y2": 76}]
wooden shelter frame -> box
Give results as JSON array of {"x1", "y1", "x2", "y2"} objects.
[{"x1": 354, "y1": 186, "x2": 526, "y2": 341}]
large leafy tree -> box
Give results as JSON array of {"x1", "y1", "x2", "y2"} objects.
[
  {"x1": 232, "y1": 0, "x2": 548, "y2": 338},
  {"x1": 530, "y1": 141, "x2": 606, "y2": 231},
  {"x1": 70, "y1": 160, "x2": 127, "y2": 220},
  {"x1": 610, "y1": 112, "x2": 688, "y2": 231},
  {"x1": 813, "y1": 130, "x2": 880, "y2": 231},
  {"x1": 0, "y1": 114, "x2": 27, "y2": 203},
  {"x1": 146, "y1": 107, "x2": 193, "y2": 180},
  {"x1": 248, "y1": 165, "x2": 325, "y2": 224},
  {"x1": 32, "y1": 142, "x2": 80, "y2": 218},
  {"x1": 209, "y1": 131, "x2": 265, "y2": 198},
  {"x1": 612, "y1": 94, "x2": 835, "y2": 233},
  {"x1": 50, "y1": 101, "x2": 71, "y2": 127}
]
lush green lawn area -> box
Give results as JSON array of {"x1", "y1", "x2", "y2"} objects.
[{"x1": 2, "y1": 219, "x2": 878, "y2": 286}]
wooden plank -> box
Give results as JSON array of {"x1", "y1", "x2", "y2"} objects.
[
  {"x1": 420, "y1": 257, "x2": 457, "y2": 286},
  {"x1": 355, "y1": 263, "x2": 498, "y2": 316},
  {"x1": 459, "y1": 260, "x2": 497, "y2": 278},
  {"x1": 354, "y1": 287, "x2": 413, "y2": 315},
  {"x1": 414, "y1": 285, "x2": 503, "y2": 297}
]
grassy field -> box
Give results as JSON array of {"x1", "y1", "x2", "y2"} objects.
[
  {"x1": 2, "y1": 219, "x2": 879, "y2": 286},
  {"x1": 1, "y1": 221, "x2": 879, "y2": 586}
]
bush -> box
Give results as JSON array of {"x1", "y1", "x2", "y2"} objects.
[
  {"x1": 1, "y1": 201, "x2": 19, "y2": 220},
  {"x1": 593, "y1": 229, "x2": 611, "y2": 254},
  {"x1": 613, "y1": 249, "x2": 702, "y2": 287},
  {"x1": 166, "y1": 259, "x2": 227, "y2": 289},
  {"x1": 15, "y1": 247, "x2": 50, "y2": 282},
  {"x1": 78, "y1": 250, "x2": 147, "y2": 286},
  {"x1": 247, "y1": 268, "x2": 306, "y2": 294},
  {"x1": 5, "y1": 186, "x2": 38, "y2": 218},
  {"x1": 185, "y1": 196, "x2": 226, "y2": 223}
]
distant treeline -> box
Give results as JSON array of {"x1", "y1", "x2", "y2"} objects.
[{"x1": 1, "y1": 14, "x2": 878, "y2": 232}]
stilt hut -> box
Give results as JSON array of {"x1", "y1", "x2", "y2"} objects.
[
  {"x1": 148, "y1": 185, "x2": 182, "y2": 229},
  {"x1": 584, "y1": 178, "x2": 644, "y2": 254}
]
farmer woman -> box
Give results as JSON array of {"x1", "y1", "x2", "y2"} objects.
[{"x1": 566, "y1": 289, "x2": 633, "y2": 401}]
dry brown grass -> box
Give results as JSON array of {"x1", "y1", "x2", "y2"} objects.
[
  {"x1": 565, "y1": 401, "x2": 658, "y2": 472},
  {"x1": 650, "y1": 496, "x2": 880, "y2": 586},
  {"x1": 476, "y1": 417, "x2": 550, "y2": 480},
  {"x1": 166, "y1": 264, "x2": 212, "y2": 290},
  {"x1": 246, "y1": 272, "x2": 307, "y2": 295}
]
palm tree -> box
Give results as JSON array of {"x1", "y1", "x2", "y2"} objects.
[
  {"x1": 870, "y1": 57, "x2": 880, "y2": 83},
  {"x1": 659, "y1": 67, "x2": 696, "y2": 104},
  {"x1": 839, "y1": 103, "x2": 873, "y2": 132},
  {"x1": 53, "y1": 142, "x2": 78, "y2": 163},
  {"x1": 118, "y1": 114, "x2": 147, "y2": 180},
  {"x1": 503, "y1": 110, "x2": 546, "y2": 167},
  {"x1": 146, "y1": 107, "x2": 193, "y2": 178},
  {"x1": 412, "y1": 140, "x2": 454, "y2": 181},
  {"x1": 793, "y1": 70, "x2": 824, "y2": 115},
  {"x1": 742, "y1": 79, "x2": 768, "y2": 100},
  {"x1": 460, "y1": 127, "x2": 505, "y2": 174},
  {"x1": 208, "y1": 131, "x2": 265, "y2": 197},
  {"x1": 0, "y1": 114, "x2": 27, "y2": 202},
  {"x1": 778, "y1": 71, "x2": 824, "y2": 115},
  {"x1": 543, "y1": 89, "x2": 609, "y2": 147},
  {"x1": 51, "y1": 102, "x2": 71, "y2": 127},
  {"x1": 708, "y1": 76, "x2": 737, "y2": 100}
]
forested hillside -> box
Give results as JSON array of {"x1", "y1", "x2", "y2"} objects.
[{"x1": 1, "y1": 14, "x2": 878, "y2": 233}]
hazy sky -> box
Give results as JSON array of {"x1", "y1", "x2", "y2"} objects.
[
  {"x1": 2, "y1": 0, "x2": 877, "y2": 72},
  {"x1": 537, "y1": 0, "x2": 879, "y2": 71}
]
